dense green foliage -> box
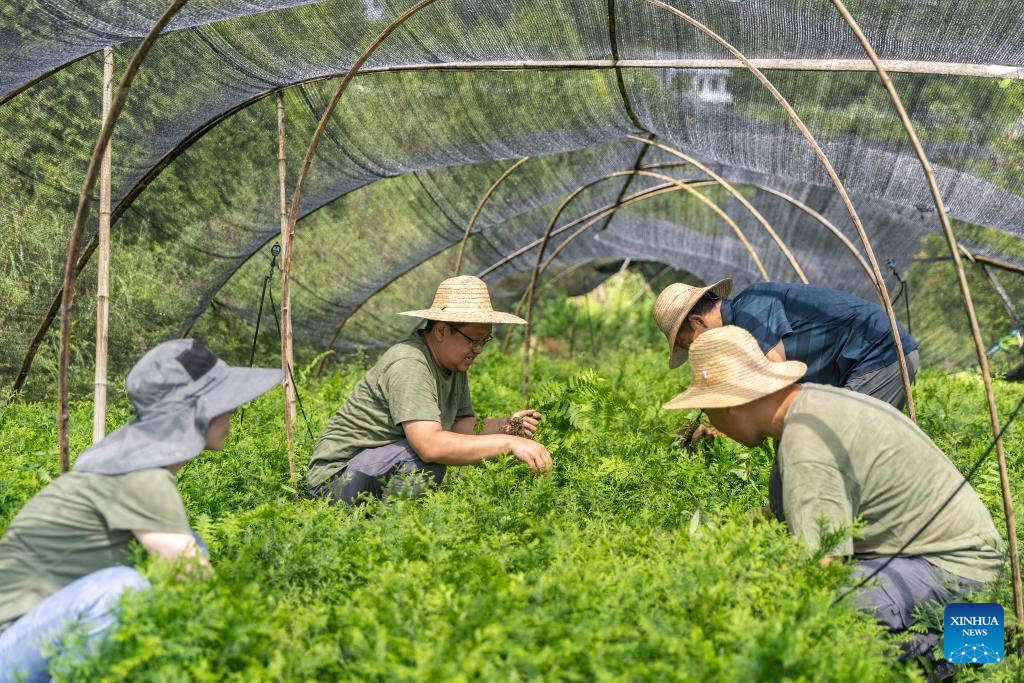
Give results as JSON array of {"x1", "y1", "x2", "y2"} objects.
[{"x1": 2, "y1": 283, "x2": 1024, "y2": 681}]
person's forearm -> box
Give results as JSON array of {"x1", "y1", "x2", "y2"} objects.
[
  {"x1": 415, "y1": 430, "x2": 514, "y2": 465},
  {"x1": 451, "y1": 416, "x2": 511, "y2": 436},
  {"x1": 477, "y1": 417, "x2": 512, "y2": 435}
]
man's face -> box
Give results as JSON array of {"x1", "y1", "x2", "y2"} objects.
[
  {"x1": 674, "y1": 321, "x2": 704, "y2": 352},
  {"x1": 704, "y1": 405, "x2": 764, "y2": 447},
  {"x1": 673, "y1": 306, "x2": 724, "y2": 353},
  {"x1": 438, "y1": 322, "x2": 493, "y2": 372}
]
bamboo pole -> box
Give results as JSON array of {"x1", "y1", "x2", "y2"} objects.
[
  {"x1": 92, "y1": 47, "x2": 114, "y2": 445},
  {"x1": 4, "y1": 56, "x2": 1023, "y2": 110},
  {"x1": 504, "y1": 164, "x2": 774, "y2": 356},
  {"x1": 830, "y1": 0, "x2": 1023, "y2": 646},
  {"x1": 276, "y1": 91, "x2": 298, "y2": 498},
  {"x1": 455, "y1": 157, "x2": 529, "y2": 275},
  {"x1": 284, "y1": 0, "x2": 437, "y2": 299},
  {"x1": 57, "y1": 0, "x2": 188, "y2": 473},
  {"x1": 633, "y1": 0, "x2": 916, "y2": 420},
  {"x1": 624, "y1": 136, "x2": 807, "y2": 283}
]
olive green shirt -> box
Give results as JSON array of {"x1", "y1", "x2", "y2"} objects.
[
  {"x1": 307, "y1": 333, "x2": 475, "y2": 489},
  {"x1": 0, "y1": 468, "x2": 191, "y2": 630},
  {"x1": 777, "y1": 384, "x2": 1002, "y2": 583}
]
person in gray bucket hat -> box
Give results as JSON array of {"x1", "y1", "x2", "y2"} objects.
[{"x1": 0, "y1": 339, "x2": 281, "y2": 682}]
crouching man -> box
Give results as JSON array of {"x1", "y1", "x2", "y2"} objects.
[
  {"x1": 0, "y1": 340, "x2": 282, "y2": 681},
  {"x1": 308, "y1": 276, "x2": 553, "y2": 506},
  {"x1": 663, "y1": 326, "x2": 1002, "y2": 666}
]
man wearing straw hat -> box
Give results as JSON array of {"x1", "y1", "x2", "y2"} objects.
[
  {"x1": 308, "y1": 275, "x2": 553, "y2": 505},
  {"x1": 652, "y1": 280, "x2": 920, "y2": 411},
  {"x1": 663, "y1": 326, "x2": 1001, "y2": 666}
]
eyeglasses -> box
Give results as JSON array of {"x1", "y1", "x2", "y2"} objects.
[{"x1": 450, "y1": 326, "x2": 493, "y2": 350}]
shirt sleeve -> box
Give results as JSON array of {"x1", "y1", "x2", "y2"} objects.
[
  {"x1": 100, "y1": 469, "x2": 192, "y2": 534},
  {"x1": 781, "y1": 459, "x2": 855, "y2": 557},
  {"x1": 383, "y1": 357, "x2": 442, "y2": 425},
  {"x1": 732, "y1": 290, "x2": 793, "y2": 353},
  {"x1": 456, "y1": 375, "x2": 475, "y2": 418}
]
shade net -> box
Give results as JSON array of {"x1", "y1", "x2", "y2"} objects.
[{"x1": 2, "y1": 0, "x2": 1024, "y2": 397}]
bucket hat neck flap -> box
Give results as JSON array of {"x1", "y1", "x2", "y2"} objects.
[{"x1": 73, "y1": 340, "x2": 282, "y2": 475}]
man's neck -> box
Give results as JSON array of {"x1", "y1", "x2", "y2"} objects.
[{"x1": 765, "y1": 384, "x2": 802, "y2": 442}]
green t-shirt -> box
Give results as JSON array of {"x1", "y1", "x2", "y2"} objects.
[
  {"x1": 307, "y1": 333, "x2": 475, "y2": 489},
  {"x1": 0, "y1": 468, "x2": 191, "y2": 630},
  {"x1": 776, "y1": 384, "x2": 1002, "y2": 583}
]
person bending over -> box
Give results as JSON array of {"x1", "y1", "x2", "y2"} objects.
[
  {"x1": 0, "y1": 340, "x2": 282, "y2": 682},
  {"x1": 654, "y1": 279, "x2": 919, "y2": 410},
  {"x1": 663, "y1": 326, "x2": 1001, "y2": 668},
  {"x1": 308, "y1": 276, "x2": 553, "y2": 506}
]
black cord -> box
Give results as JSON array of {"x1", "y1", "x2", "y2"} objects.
[
  {"x1": 834, "y1": 392, "x2": 1024, "y2": 605},
  {"x1": 267, "y1": 286, "x2": 315, "y2": 440},
  {"x1": 887, "y1": 259, "x2": 912, "y2": 336},
  {"x1": 240, "y1": 245, "x2": 280, "y2": 424}
]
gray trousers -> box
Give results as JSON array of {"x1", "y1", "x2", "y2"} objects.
[
  {"x1": 845, "y1": 349, "x2": 921, "y2": 410},
  {"x1": 311, "y1": 440, "x2": 446, "y2": 506},
  {"x1": 851, "y1": 556, "x2": 981, "y2": 668}
]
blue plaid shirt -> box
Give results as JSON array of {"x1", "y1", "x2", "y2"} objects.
[{"x1": 722, "y1": 283, "x2": 918, "y2": 386}]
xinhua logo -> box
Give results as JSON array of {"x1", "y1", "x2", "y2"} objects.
[{"x1": 944, "y1": 603, "x2": 1004, "y2": 664}]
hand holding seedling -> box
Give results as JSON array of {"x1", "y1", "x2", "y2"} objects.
[
  {"x1": 688, "y1": 424, "x2": 721, "y2": 447},
  {"x1": 505, "y1": 409, "x2": 542, "y2": 439}
]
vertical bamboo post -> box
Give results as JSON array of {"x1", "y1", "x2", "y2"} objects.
[
  {"x1": 57, "y1": 0, "x2": 187, "y2": 474},
  {"x1": 829, "y1": 1, "x2": 1023, "y2": 647},
  {"x1": 277, "y1": 92, "x2": 298, "y2": 498},
  {"x1": 92, "y1": 47, "x2": 114, "y2": 445}
]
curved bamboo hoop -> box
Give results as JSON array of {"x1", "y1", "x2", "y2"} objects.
[
  {"x1": 519, "y1": 168, "x2": 774, "y2": 397},
  {"x1": 505, "y1": 164, "x2": 773, "y2": 356},
  {"x1": 831, "y1": 0, "x2": 1023, "y2": 647},
  {"x1": 623, "y1": 136, "x2": 807, "y2": 284},
  {"x1": 752, "y1": 184, "x2": 874, "y2": 284},
  {"x1": 479, "y1": 175, "x2": 877, "y2": 286},
  {"x1": 284, "y1": 0, "x2": 438, "y2": 314},
  {"x1": 636, "y1": 0, "x2": 915, "y2": 421},
  {"x1": 55, "y1": 0, "x2": 188, "y2": 473},
  {"x1": 454, "y1": 156, "x2": 530, "y2": 275},
  {"x1": 316, "y1": 173, "x2": 877, "y2": 372},
  {"x1": 322, "y1": 180, "x2": 704, "y2": 372}
]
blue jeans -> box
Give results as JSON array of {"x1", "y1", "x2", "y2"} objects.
[
  {"x1": 0, "y1": 567, "x2": 148, "y2": 682},
  {"x1": 0, "y1": 531, "x2": 209, "y2": 682}
]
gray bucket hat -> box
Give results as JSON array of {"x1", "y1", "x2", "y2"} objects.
[{"x1": 73, "y1": 339, "x2": 283, "y2": 475}]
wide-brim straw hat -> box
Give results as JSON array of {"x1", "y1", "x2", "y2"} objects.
[
  {"x1": 398, "y1": 275, "x2": 526, "y2": 325},
  {"x1": 652, "y1": 278, "x2": 733, "y2": 369},
  {"x1": 662, "y1": 325, "x2": 807, "y2": 410}
]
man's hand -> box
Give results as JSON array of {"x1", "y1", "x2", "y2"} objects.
[
  {"x1": 507, "y1": 436, "x2": 553, "y2": 475},
  {"x1": 509, "y1": 409, "x2": 542, "y2": 439},
  {"x1": 689, "y1": 423, "x2": 721, "y2": 447}
]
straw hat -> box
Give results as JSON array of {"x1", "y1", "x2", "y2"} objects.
[
  {"x1": 652, "y1": 278, "x2": 733, "y2": 369},
  {"x1": 662, "y1": 326, "x2": 806, "y2": 410},
  {"x1": 398, "y1": 275, "x2": 526, "y2": 324}
]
